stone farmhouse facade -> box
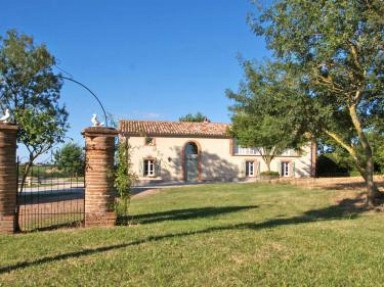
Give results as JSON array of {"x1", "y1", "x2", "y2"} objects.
[{"x1": 119, "y1": 120, "x2": 317, "y2": 184}]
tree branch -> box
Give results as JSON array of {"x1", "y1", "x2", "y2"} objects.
[
  {"x1": 323, "y1": 129, "x2": 365, "y2": 176},
  {"x1": 349, "y1": 43, "x2": 363, "y2": 72},
  {"x1": 349, "y1": 103, "x2": 371, "y2": 156}
]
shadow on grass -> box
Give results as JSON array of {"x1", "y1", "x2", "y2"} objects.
[
  {"x1": 0, "y1": 197, "x2": 368, "y2": 274},
  {"x1": 129, "y1": 205, "x2": 259, "y2": 224},
  {"x1": 19, "y1": 220, "x2": 84, "y2": 233}
]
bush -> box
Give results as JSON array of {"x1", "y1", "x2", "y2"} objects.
[{"x1": 260, "y1": 171, "x2": 280, "y2": 177}]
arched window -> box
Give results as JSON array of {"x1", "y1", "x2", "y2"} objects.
[{"x1": 185, "y1": 142, "x2": 198, "y2": 156}]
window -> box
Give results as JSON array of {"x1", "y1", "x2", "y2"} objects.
[
  {"x1": 145, "y1": 137, "x2": 155, "y2": 146},
  {"x1": 235, "y1": 146, "x2": 258, "y2": 155},
  {"x1": 281, "y1": 162, "x2": 290, "y2": 177},
  {"x1": 144, "y1": 159, "x2": 155, "y2": 176},
  {"x1": 245, "y1": 161, "x2": 255, "y2": 177},
  {"x1": 233, "y1": 140, "x2": 258, "y2": 155}
]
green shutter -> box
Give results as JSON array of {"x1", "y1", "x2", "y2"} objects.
[{"x1": 156, "y1": 160, "x2": 162, "y2": 177}]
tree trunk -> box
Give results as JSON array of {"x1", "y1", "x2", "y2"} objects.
[
  {"x1": 348, "y1": 103, "x2": 382, "y2": 206},
  {"x1": 364, "y1": 156, "x2": 381, "y2": 206},
  {"x1": 266, "y1": 159, "x2": 271, "y2": 173},
  {"x1": 264, "y1": 156, "x2": 272, "y2": 173}
]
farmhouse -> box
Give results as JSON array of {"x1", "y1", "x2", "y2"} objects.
[{"x1": 119, "y1": 120, "x2": 317, "y2": 184}]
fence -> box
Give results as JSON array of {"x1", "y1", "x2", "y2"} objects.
[
  {"x1": 16, "y1": 161, "x2": 85, "y2": 232},
  {"x1": 0, "y1": 125, "x2": 119, "y2": 234}
]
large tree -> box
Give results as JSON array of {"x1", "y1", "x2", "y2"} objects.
[
  {"x1": 0, "y1": 30, "x2": 68, "y2": 188},
  {"x1": 231, "y1": 0, "x2": 384, "y2": 205},
  {"x1": 228, "y1": 61, "x2": 308, "y2": 173}
]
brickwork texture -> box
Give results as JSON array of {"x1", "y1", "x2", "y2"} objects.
[
  {"x1": 0, "y1": 124, "x2": 18, "y2": 233},
  {"x1": 83, "y1": 127, "x2": 119, "y2": 227}
]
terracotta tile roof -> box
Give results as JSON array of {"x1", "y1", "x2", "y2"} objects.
[{"x1": 119, "y1": 120, "x2": 231, "y2": 138}]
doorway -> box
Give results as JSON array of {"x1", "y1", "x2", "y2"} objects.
[{"x1": 184, "y1": 142, "x2": 200, "y2": 182}]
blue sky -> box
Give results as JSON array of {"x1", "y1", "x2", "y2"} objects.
[{"x1": 1, "y1": 0, "x2": 270, "y2": 156}]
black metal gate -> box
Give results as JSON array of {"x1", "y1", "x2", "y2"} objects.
[{"x1": 16, "y1": 152, "x2": 85, "y2": 232}]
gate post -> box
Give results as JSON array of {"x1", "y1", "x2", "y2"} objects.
[
  {"x1": 0, "y1": 124, "x2": 18, "y2": 234},
  {"x1": 82, "y1": 127, "x2": 119, "y2": 227}
]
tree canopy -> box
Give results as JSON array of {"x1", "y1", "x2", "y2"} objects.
[
  {"x1": 179, "y1": 112, "x2": 208, "y2": 122},
  {"x1": 53, "y1": 143, "x2": 84, "y2": 176},
  {"x1": 227, "y1": 61, "x2": 308, "y2": 172},
  {"x1": 0, "y1": 30, "x2": 68, "y2": 170},
  {"x1": 229, "y1": 0, "x2": 384, "y2": 204}
]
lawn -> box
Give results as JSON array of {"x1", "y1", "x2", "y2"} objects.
[{"x1": 1, "y1": 183, "x2": 384, "y2": 286}]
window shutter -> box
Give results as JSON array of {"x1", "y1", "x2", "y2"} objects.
[{"x1": 156, "y1": 160, "x2": 162, "y2": 177}]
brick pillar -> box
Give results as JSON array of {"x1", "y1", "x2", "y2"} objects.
[
  {"x1": 82, "y1": 127, "x2": 119, "y2": 227},
  {"x1": 0, "y1": 124, "x2": 18, "y2": 234}
]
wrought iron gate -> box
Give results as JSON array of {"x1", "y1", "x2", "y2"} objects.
[{"x1": 16, "y1": 152, "x2": 85, "y2": 232}]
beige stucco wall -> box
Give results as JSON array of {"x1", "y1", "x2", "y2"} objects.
[{"x1": 126, "y1": 136, "x2": 314, "y2": 184}]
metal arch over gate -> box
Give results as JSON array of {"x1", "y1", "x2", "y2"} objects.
[{"x1": 16, "y1": 149, "x2": 85, "y2": 232}]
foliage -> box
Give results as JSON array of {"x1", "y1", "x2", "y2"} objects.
[
  {"x1": 53, "y1": 143, "x2": 84, "y2": 176},
  {"x1": 0, "y1": 30, "x2": 68, "y2": 191},
  {"x1": 2, "y1": 183, "x2": 384, "y2": 285},
  {"x1": 367, "y1": 132, "x2": 384, "y2": 173},
  {"x1": 179, "y1": 112, "x2": 207, "y2": 122},
  {"x1": 317, "y1": 138, "x2": 383, "y2": 176},
  {"x1": 227, "y1": 61, "x2": 308, "y2": 171},
  {"x1": 0, "y1": 30, "x2": 68, "y2": 157},
  {"x1": 231, "y1": 0, "x2": 384, "y2": 204},
  {"x1": 260, "y1": 171, "x2": 280, "y2": 177},
  {"x1": 114, "y1": 138, "x2": 137, "y2": 224}
]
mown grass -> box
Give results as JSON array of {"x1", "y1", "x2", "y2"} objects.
[{"x1": 1, "y1": 183, "x2": 384, "y2": 286}]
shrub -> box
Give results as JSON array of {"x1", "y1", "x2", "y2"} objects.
[{"x1": 260, "y1": 171, "x2": 280, "y2": 177}]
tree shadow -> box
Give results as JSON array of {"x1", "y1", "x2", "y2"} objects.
[
  {"x1": 201, "y1": 151, "x2": 239, "y2": 182},
  {"x1": 132, "y1": 205, "x2": 258, "y2": 224},
  {"x1": 168, "y1": 146, "x2": 240, "y2": 182},
  {"x1": 0, "y1": 197, "x2": 368, "y2": 275},
  {"x1": 240, "y1": 196, "x2": 368, "y2": 231}
]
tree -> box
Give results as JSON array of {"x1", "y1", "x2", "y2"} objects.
[
  {"x1": 228, "y1": 61, "x2": 308, "y2": 173},
  {"x1": 0, "y1": 30, "x2": 68, "y2": 189},
  {"x1": 53, "y1": 143, "x2": 84, "y2": 177},
  {"x1": 232, "y1": 0, "x2": 384, "y2": 205},
  {"x1": 179, "y1": 112, "x2": 207, "y2": 122}
]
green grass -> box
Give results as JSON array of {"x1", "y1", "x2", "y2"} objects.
[{"x1": 1, "y1": 183, "x2": 384, "y2": 286}]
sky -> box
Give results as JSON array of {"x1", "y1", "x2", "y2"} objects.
[{"x1": 1, "y1": 0, "x2": 271, "y2": 159}]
